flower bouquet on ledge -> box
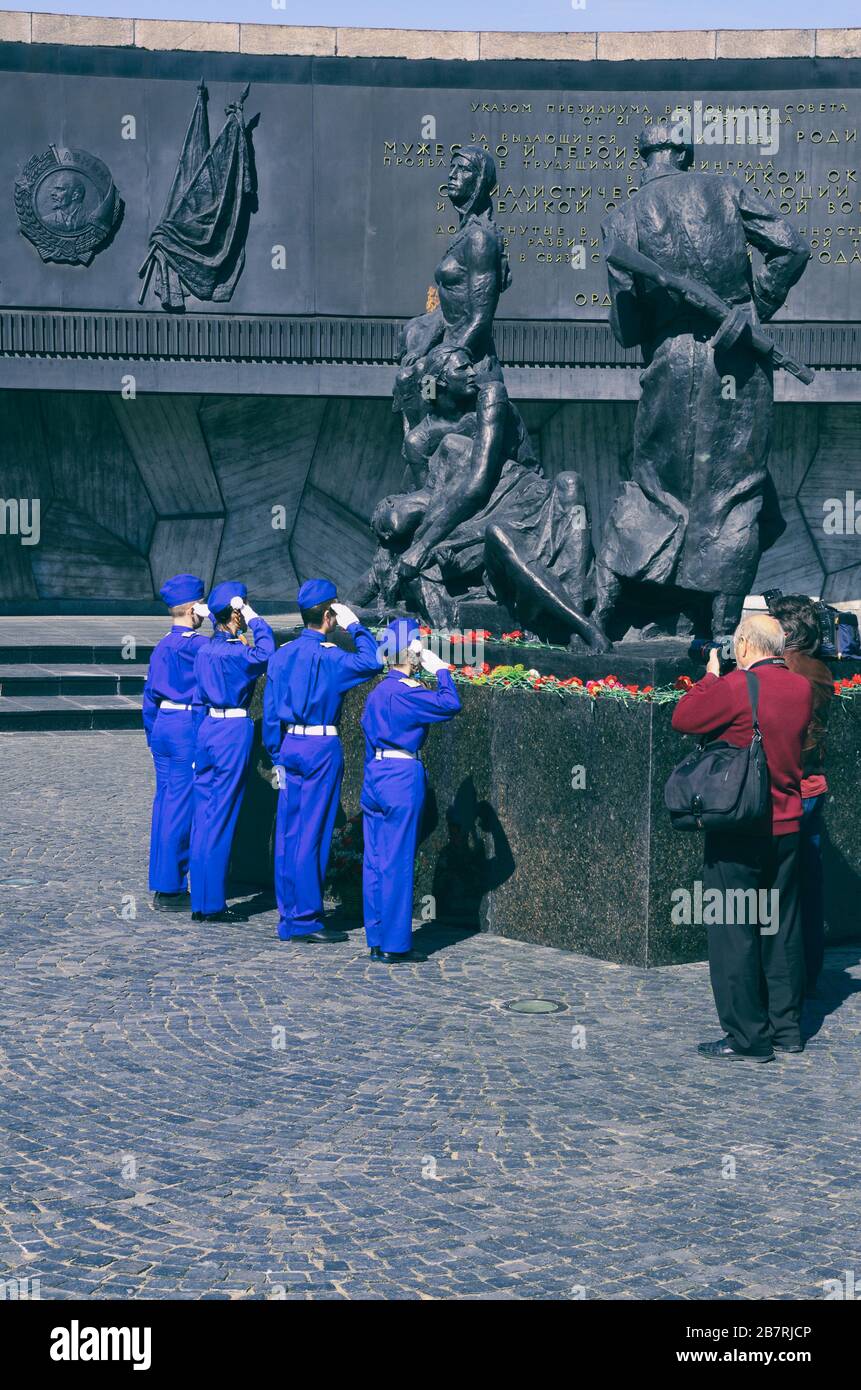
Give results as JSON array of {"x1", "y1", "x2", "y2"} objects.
[{"x1": 324, "y1": 811, "x2": 364, "y2": 918}]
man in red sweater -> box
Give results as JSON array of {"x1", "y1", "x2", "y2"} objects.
[{"x1": 672, "y1": 614, "x2": 813, "y2": 1062}]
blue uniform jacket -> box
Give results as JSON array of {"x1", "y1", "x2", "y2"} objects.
[
  {"x1": 192, "y1": 618, "x2": 276, "y2": 718},
  {"x1": 262, "y1": 623, "x2": 382, "y2": 759},
  {"x1": 142, "y1": 625, "x2": 208, "y2": 745},
  {"x1": 361, "y1": 668, "x2": 461, "y2": 760}
]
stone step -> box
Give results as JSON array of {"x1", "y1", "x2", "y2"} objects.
[
  {"x1": 0, "y1": 644, "x2": 158, "y2": 665},
  {"x1": 0, "y1": 663, "x2": 149, "y2": 698},
  {"x1": 0, "y1": 693, "x2": 144, "y2": 732}
]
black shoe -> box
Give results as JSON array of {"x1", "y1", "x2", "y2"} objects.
[
  {"x1": 152, "y1": 891, "x2": 190, "y2": 913},
  {"x1": 191, "y1": 907, "x2": 246, "y2": 924},
  {"x1": 772, "y1": 1040, "x2": 804, "y2": 1054},
  {"x1": 369, "y1": 947, "x2": 382, "y2": 959},
  {"x1": 697, "y1": 1036, "x2": 774, "y2": 1063},
  {"x1": 293, "y1": 928, "x2": 348, "y2": 944},
  {"x1": 371, "y1": 948, "x2": 428, "y2": 964}
]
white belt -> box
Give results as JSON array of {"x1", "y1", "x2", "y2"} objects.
[
  {"x1": 209, "y1": 707, "x2": 248, "y2": 719},
  {"x1": 160, "y1": 700, "x2": 191, "y2": 711},
  {"x1": 286, "y1": 724, "x2": 338, "y2": 736},
  {"x1": 375, "y1": 748, "x2": 418, "y2": 760}
]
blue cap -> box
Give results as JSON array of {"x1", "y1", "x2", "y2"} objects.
[
  {"x1": 159, "y1": 573, "x2": 205, "y2": 607},
  {"x1": 208, "y1": 581, "x2": 247, "y2": 616},
  {"x1": 297, "y1": 578, "x2": 337, "y2": 610},
  {"x1": 379, "y1": 617, "x2": 421, "y2": 660}
]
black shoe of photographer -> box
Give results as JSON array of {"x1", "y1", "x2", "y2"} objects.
[
  {"x1": 293, "y1": 928, "x2": 348, "y2": 944},
  {"x1": 152, "y1": 891, "x2": 190, "y2": 913},
  {"x1": 697, "y1": 1036, "x2": 774, "y2": 1063},
  {"x1": 191, "y1": 907, "x2": 246, "y2": 924},
  {"x1": 771, "y1": 1039, "x2": 804, "y2": 1054},
  {"x1": 371, "y1": 948, "x2": 428, "y2": 964}
]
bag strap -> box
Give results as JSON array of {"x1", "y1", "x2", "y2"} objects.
[{"x1": 742, "y1": 669, "x2": 762, "y2": 739}]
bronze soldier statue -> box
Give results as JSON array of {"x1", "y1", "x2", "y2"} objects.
[{"x1": 593, "y1": 121, "x2": 811, "y2": 643}]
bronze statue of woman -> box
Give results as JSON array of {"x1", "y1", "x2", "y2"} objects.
[
  {"x1": 358, "y1": 139, "x2": 611, "y2": 650},
  {"x1": 394, "y1": 144, "x2": 510, "y2": 430}
]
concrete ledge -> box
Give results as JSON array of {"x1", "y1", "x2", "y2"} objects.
[
  {"x1": 716, "y1": 28, "x2": 814, "y2": 59},
  {"x1": 336, "y1": 27, "x2": 480, "y2": 60},
  {"x1": 0, "y1": 9, "x2": 29, "y2": 42},
  {"x1": 1, "y1": 14, "x2": 861, "y2": 63},
  {"x1": 4, "y1": 357, "x2": 859, "y2": 404},
  {"x1": 240, "y1": 24, "x2": 335, "y2": 57},
  {"x1": 478, "y1": 31, "x2": 597, "y2": 61},
  {"x1": 597, "y1": 30, "x2": 717, "y2": 61},
  {"x1": 816, "y1": 28, "x2": 861, "y2": 58},
  {"x1": 134, "y1": 19, "x2": 240, "y2": 54},
  {"x1": 32, "y1": 13, "x2": 133, "y2": 47}
]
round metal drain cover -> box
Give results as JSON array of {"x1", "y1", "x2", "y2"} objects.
[{"x1": 503, "y1": 997, "x2": 568, "y2": 1015}]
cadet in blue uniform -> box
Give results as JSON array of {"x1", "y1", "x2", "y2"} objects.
[
  {"x1": 189, "y1": 582, "x2": 275, "y2": 922},
  {"x1": 262, "y1": 579, "x2": 382, "y2": 943},
  {"x1": 361, "y1": 618, "x2": 461, "y2": 963},
  {"x1": 144, "y1": 573, "x2": 210, "y2": 911}
]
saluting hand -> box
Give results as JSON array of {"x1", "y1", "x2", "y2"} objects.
[
  {"x1": 420, "y1": 648, "x2": 450, "y2": 675},
  {"x1": 231, "y1": 595, "x2": 258, "y2": 622},
  {"x1": 330, "y1": 601, "x2": 359, "y2": 628}
]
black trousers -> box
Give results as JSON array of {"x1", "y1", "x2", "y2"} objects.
[{"x1": 702, "y1": 831, "x2": 803, "y2": 1055}]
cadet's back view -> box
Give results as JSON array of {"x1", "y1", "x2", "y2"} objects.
[{"x1": 262, "y1": 579, "x2": 381, "y2": 943}]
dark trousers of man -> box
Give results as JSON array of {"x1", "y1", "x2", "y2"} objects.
[
  {"x1": 800, "y1": 795, "x2": 826, "y2": 992},
  {"x1": 702, "y1": 831, "x2": 803, "y2": 1055}
]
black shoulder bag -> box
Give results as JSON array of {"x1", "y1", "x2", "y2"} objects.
[{"x1": 664, "y1": 670, "x2": 770, "y2": 832}]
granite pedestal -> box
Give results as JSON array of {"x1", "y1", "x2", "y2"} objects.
[{"x1": 230, "y1": 636, "x2": 861, "y2": 967}]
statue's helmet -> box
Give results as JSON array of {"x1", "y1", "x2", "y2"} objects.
[{"x1": 636, "y1": 121, "x2": 694, "y2": 168}]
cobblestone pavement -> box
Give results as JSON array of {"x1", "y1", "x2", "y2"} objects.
[{"x1": 1, "y1": 732, "x2": 859, "y2": 1301}]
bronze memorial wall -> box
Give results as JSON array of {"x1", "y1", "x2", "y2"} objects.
[{"x1": 0, "y1": 35, "x2": 859, "y2": 606}]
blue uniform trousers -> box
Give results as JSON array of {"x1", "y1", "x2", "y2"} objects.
[
  {"x1": 275, "y1": 734, "x2": 344, "y2": 938},
  {"x1": 148, "y1": 710, "x2": 196, "y2": 893},
  {"x1": 190, "y1": 716, "x2": 254, "y2": 915},
  {"x1": 361, "y1": 759, "x2": 426, "y2": 954}
]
